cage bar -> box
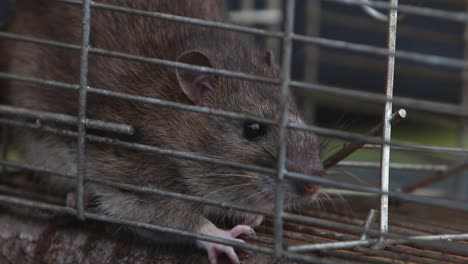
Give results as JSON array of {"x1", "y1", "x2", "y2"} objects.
[
  {"x1": 3, "y1": 117, "x2": 468, "y2": 214},
  {"x1": 379, "y1": 0, "x2": 398, "y2": 243},
  {"x1": 0, "y1": 0, "x2": 467, "y2": 263},
  {"x1": 273, "y1": 0, "x2": 295, "y2": 255},
  {"x1": 76, "y1": 0, "x2": 92, "y2": 220},
  {"x1": 2, "y1": 32, "x2": 468, "y2": 118},
  {"x1": 0, "y1": 104, "x2": 134, "y2": 135}
]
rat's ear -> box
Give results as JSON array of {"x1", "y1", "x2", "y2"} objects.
[{"x1": 176, "y1": 50, "x2": 216, "y2": 106}]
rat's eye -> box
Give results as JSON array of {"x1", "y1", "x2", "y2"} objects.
[{"x1": 243, "y1": 120, "x2": 266, "y2": 140}]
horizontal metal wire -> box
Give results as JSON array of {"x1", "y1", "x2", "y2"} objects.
[
  {"x1": 0, "y1": 32, "x2": 277, "y2": 85},
  {"x1": 335, "y1": 161, "x2": 448, "y2": 172},
  {"x1": 0, "y1": 159, "x2": 272, "y2": 217},
  {"x1": 323, "y1": 109, "x2": 406, "y2": 169},
  {"x1": 0, "y1": 191, "x2": 365, "y2": 264},
  {"x1": 2, "y1": 1, "x2": 468, "y2": 259},
  {"x1": 0, "y1": 159, "x2": 392, "y2": 242},
  {"x1": 362, "y1": 144, "x2": 468, "y2": 155},
  {"x1": 0, "y1": 104, "x2": 134, "y2": 135},
  {"x1": 1, "y1": 71, "x2": 468, "y2": 158},
  {"x1": 282, "y1": 212, "x2": 468, "y2": 261},
  {"x1": 290, "y1": 81, "x2": 468, "y2": 118},
  {"x1": 2, "y1": 31, "x2": 468, "y2": 119},
  {"x1": 0, "y1": 158, "x2": 446, "y2": 251},
  {"x1": 288, "y1": 233, "x2": 468, "y2": 253},
  {"x1": 322, "y1": 0, "x2": 468, "y2": 23},
  {"x1": 289, "y1": 239, "x2": 375, "y2": 252},
  {"x1": 2, "y1": 117, "x2": 468, "y2": 214},
  {"x1": 49, "y1": 1, "x2": 468, "y2": 70},
  {"x1": 0, "y1": 71, "x2": 276, "y2": 126},
  {"x1": 56, "y1": 0, "x2": 283, "y2": 38}
]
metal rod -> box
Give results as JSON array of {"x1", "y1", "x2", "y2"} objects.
[
  {"x1": 288, "y1": 240, "x2": 374, "y2": 252},
  {"x1": 321, "y1": 0, "x2": 468, "y2": 23},
  {"x1": 403, "y1": 162, "x2": 468, "y2": 194},
  {"x1": 0, "y1": 192, "x2": 349, "y2": 264},
  {"x1": 76, "y1": 0, "x2": 92, "y2": 220},
  {"x1": 2, "y1": 72, "x2": 468, "y2": 159},
  {"x1": 0, "y1": 32, "x2": 278, "y2": 85},
  {"x1": 0, "y1": 104, "x2": 134, "y2": 135},
  {"x1": 323, "y1": 109, "x2": 406, "y2": 168},
  {"x1": 2, "y1": 69, "x2": 468, "y2": 125},
  {"x1": 360, "y1": 0, "x2": 423, "y2": 23},
  {"x1": 1, "y1": 9, "x2": 468, "y2": 74},
  {"x1": 361, "y1": 209, "x2": 378, "y2": 241},
  {"x1": 335, "y1": 161, "x2": 447, "y2": 172},
  {"x1": 57, "y1": 0, "x2": 468, "y2": 30},
  {"x1": 0, "y1": 193, "x2": 269, "y2": 253},
  {"x1": 273, "y1": 0, "x2": 295, "y2": 256},
  {"x1": 362, "y1": 144, "x2": 468, "y2": 156},
  {"x1": 3, "y1": 155, "x2": 468, "y2": 252},
  {"x1": 0, "y1": 0, "x2": 467, "y2": 261},
  {"x1": 288, "y1": 232, "x2": 468, "y2": 253},
  {"x1": 290, "y1": 80, "x2": 468, "y2": 118},
  {"x1": 2, "y1": 30, "x2": 468, "y2": 118},
  {"x1": 50, "y1": 0, "x2": 468, "y2": 70},
  {"x1": 3, "y1": 118, "x2": 468, "y2": 214},
  {"x1": 379, "y1": 0, "x2": 398, "y2": 242},
  {"x1": 58, "y1": 0, "x2": 284, "y2": 38},
  {"x1": 0, "y1": 159, "x2": 272, "y2": 217},
  {"x1": 321, "y1": 10, "x2": 460, "y2": 47}
]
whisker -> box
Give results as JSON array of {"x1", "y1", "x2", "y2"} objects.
[
  {"x1": 238, "y1": 189, "x2": 269, "y2": 206},
  {"x1": 255, "y1": 142, "x2": 277, "y2": 161},
  {"x1": 202, "y1": 183, "x2": 254, "y2": 199},
  {"x1": 198, "y1": 173, "x2": 259, "y2": 179},
  {"x1": 190, "y1": 172, "x2": 268, "y2": 180},
  {"x1": 338, "y1": 170, "x2": 374, "y2": 187}
]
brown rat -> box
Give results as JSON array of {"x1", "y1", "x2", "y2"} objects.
[{"x1": 2, "y1": 0, "x2": 325, "y2": 263}]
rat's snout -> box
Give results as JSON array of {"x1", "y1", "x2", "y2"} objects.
[{"x1": 286, "y1": 159, "x2": 326, "y2": 196}]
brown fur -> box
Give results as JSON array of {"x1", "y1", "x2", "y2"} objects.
[{"x1": 3, "y1": 0, "x2": 323, "y2": 241}]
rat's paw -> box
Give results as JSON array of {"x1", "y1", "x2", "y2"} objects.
[{"x1": 197, "y1": 224, "x2": 255, "y2": 264}]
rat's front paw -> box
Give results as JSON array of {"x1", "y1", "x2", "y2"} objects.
[{"x1": 197, "y1": 224, "x2": 255, "y2": 264}]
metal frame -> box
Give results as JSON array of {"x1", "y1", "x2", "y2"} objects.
[{"x1": 0, "y1": 0, "x2": 467, "y2": 263}]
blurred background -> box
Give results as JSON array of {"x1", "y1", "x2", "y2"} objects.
[{"x1": 225, "y1": 0, "x2": 468, "y2": 200}]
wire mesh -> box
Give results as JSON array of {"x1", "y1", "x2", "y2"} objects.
[{"x1": 0, "y1": 0, "x2": 467, "y2": 263}]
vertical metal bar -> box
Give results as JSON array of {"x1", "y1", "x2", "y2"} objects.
[
  {"x1": 76, "y1": 0, "x2": 92, "y2": 220},
  {"x1": 301, "y1": 0, "x2": 321, "y2": 124},
  {"x1": 274, "y1": 0, "x2": 295, "y2": 256},
  {"x1": 379, "y1": 0, "x2": 398, "y2": 242},
  {"x1": 1, "y1": 126, "x2": 8, "y2": 175},
  {"x1": 454, "y1": 0, "x2": 468, "y2": 201}
]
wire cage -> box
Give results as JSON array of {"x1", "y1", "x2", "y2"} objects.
[{"x1": 0, "y1": 0, "x2": 468, "y2": 263}]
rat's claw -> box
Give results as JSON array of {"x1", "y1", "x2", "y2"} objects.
[
  {"x1": 231, "y1": 225, "x2": 255, "y2": 237},
  {"x1": 197, "y1": 223, "x2": 256, "y2": 264}
]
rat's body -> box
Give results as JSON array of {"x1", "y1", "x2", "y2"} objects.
[{"x1": 3, "y1": 1, "x2": 324, "y2": 263}]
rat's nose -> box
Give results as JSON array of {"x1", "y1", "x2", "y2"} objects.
[
  {"x1": 286, "y1": 160, "x2": 325, "y2": 196},
  {"x1": 304, "y1": 183, "x2": 319, "y2": 193}
]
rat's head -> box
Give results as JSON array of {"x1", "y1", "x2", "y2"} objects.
[{"x1": 165, "y1": 45, "x2": 325, "y2": 212}]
